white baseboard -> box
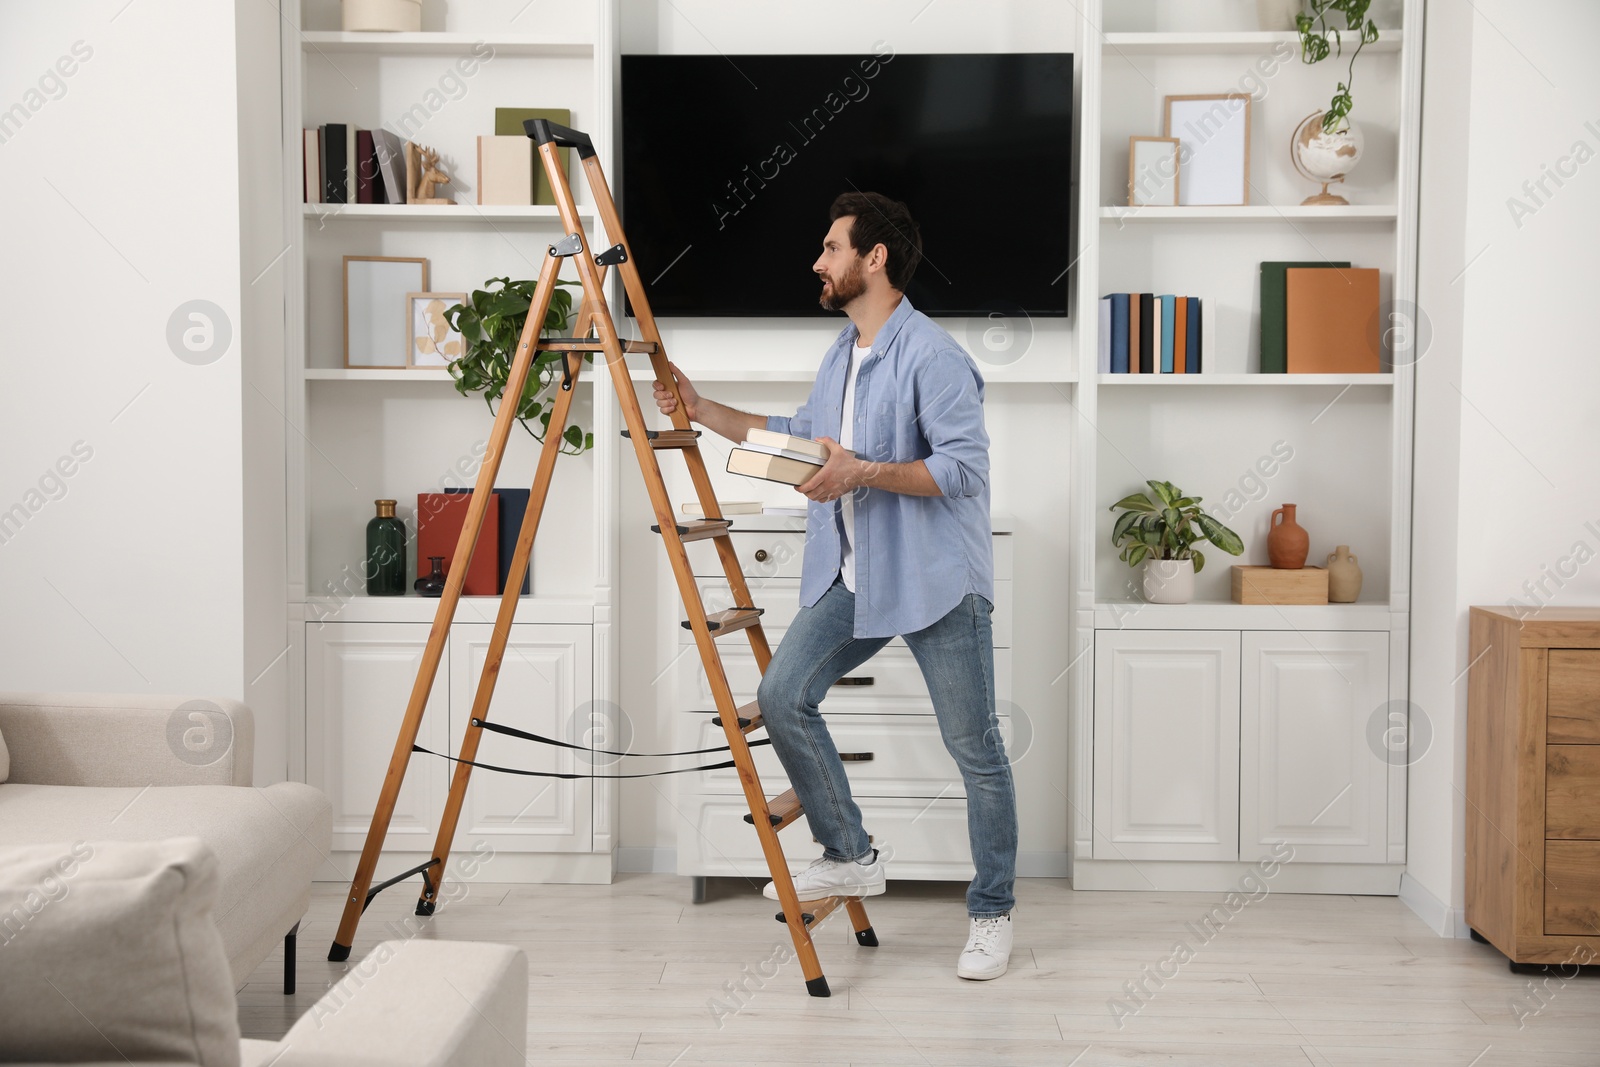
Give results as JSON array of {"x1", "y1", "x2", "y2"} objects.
[
  {"x1": 1017, "y1": 851, "x2": 1071, "y2": 878},
  {"x1": 1399, "y1": 871, "x2": 1468, "y2": 938},
  {"x1": 616, "y1": 846, "x2": 677, "y2": 874}
]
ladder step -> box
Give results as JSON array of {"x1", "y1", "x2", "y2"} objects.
[
  {"x1": 539, "y1": 337, "x2": 658, "y2": 354},
  {"x1": 686, "y1": 607, "x2": 763, "y2": 636},
  {"x1": 711, "y1": 700, "x2": 764, "y2": 734},
  {"x1": 651, "y1": 518, "x2": 731, "y2": 543},
  {"x1": 622, "y1": 428, "x2": 701, "y2": 450},
  {"x1": 744, "y1": 787, "x2": 803, "y2": 830}
]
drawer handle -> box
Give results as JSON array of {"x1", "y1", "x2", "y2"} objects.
[
  {"x1": 753, "y1": 549, "x2": 769, "y2": 562},
  {"x1": 839, "y1": 752, "x2": 875, "y2": 762},
  {"x1": 833, "y1": 676, "x2": 875, "y2": 687}
]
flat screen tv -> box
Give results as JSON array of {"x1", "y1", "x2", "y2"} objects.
[{"x1": 620, "y1": 51, "x2": 1073, "y2": 318}]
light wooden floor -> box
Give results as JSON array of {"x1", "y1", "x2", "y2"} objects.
[{"x1": 239, "y1": 874, "x2": 1600, "y2": 1066}]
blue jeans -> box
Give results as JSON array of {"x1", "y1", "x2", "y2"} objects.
[{"x1": 757, "y1": 579, "x2": 1018, "y2": 917}]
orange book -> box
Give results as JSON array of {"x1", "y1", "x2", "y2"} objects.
[
  {"x1": 1173, "y1": 296, "x2": 1189, "y2": 373},
  {"x1": 1285, "y1": 268, "x2": 1381, "y2": 373},
  {"x1": 416, "y1": 492, "x2": 500, "y2": 595}
]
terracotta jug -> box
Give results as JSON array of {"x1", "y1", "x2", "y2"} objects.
[
  {"x1": 1327, "y1": 545, "x2": 1363, "y2": 603},
  {"x1": 1268, "y1": 504, "x2": 1309, "y2": 569}
]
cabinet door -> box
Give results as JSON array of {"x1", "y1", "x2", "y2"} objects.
[
  {"x1": 1094, "y1": 630, "x2": 1241, "y2": 861},
  {"x1": 1240, "y1": 631, "x2": 1389, "y2": 863},
  {"x1": 305, "y1": 623, "x2": 448, "y2": 855},
  {"x1": 449, "y1": 623, "x2": 593, "y2": 853}
]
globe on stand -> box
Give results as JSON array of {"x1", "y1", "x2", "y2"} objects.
[{"x1": 1291, "y1": 111, "x2": 1365, "y2": 206}]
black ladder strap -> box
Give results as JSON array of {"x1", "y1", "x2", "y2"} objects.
[
  {"x1": 412, "y1": 744, "x2": 747, "y2": 780},
  {"x1": 470, "y1": 717, "x2": 769, "y2": 758}
]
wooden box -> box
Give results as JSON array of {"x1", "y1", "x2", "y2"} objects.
[
  {"x1": 1230, "y1": 565, "x2": 1328, "y2": 605},
  {"x1": 1467, "y1": 607, "x2": 1600, "y2": 967}
]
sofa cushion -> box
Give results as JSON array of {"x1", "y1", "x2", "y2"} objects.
[
  {"x1": 0, "y1": 781, "x2": 331, "y2": 983},
  {"x1": 0, "y1": 838, "x2": 242, "y2": 1066}
]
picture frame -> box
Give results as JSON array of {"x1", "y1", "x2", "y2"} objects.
[
  {"x1": 407, "y1": 291, "x2": 466, "y2": 369},
  {"x1": 1128, "y1": 136, "x2": 1181, "y2": 207},
  {"x1": 344, "y1": 256, "x2": 429, "y2": 368},
  {"x1": 1163, "y1": 94, "x2": 1252, "y2": 206}
]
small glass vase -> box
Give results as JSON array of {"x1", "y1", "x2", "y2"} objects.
[
  {"x1": 415, "y1": 556, "x2": 447, "y2": 597},
  {"x1": 364, "y1": 499, "x2": 408, "y2": 596}
]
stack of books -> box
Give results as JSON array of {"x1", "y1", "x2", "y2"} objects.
[
  {"x1": 1259, "y1": 261, "x2": 1382, "y2": 373},
  {"x1": 302, "y1": 124, "x2": 406, "y2": 206},
  {"x1": 726, "y1": 429, "x2": 827, "y2": 486},
  {"x1": 1099, "y1": 294, "x2": 1205, "y2": 374}
]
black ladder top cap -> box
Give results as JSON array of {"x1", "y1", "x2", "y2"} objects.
[{"x1": 524, "y1": 118, "x2": 596, "y2": 158}]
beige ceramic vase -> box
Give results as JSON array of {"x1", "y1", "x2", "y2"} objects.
[{"x1": 1327, "y1": 545, "x2": 1363, "y2": 603}]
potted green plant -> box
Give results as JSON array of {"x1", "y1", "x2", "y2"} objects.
[
  {"x1": 444, "y1": 276, "x2": 594, "y2": 454},
  {"x1": 1291, "y1": 0, "x2": 1381, "y2": 205},
  {"x1": 1110, "y1": 480, "x2": 1244, "y2": 604}
]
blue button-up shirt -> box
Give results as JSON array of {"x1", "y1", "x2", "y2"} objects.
[{"x1": 766, "y1": 296, "x2": 993, "y2": 638}]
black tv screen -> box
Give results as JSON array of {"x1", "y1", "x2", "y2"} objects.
[{"x1": 620, "y1": 51, "x2": 1073, "y2": 318}]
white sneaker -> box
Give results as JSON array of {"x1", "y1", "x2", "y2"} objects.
[
  {"x1": 956, "y1": 913, "x2": 1013, "y2": 980},
  {"x1": 763, "y1": 849, "x2": 886, "y2": 901}
]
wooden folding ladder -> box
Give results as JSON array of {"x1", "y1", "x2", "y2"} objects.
[{"x1": 327, "y1": 119, "x2": 876, "y2": 997}]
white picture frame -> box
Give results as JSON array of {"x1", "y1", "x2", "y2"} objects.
[
  {"x1": 344, "y1": 256, "x2": 429, "y2": 368},
  {"x1": 1128, "y1": 136, "x2": 1181, "y2": 207},
  {"x1": 407, "y1": 292, "x2": 466, "y2": 368},
  {"x1": 1163, "y1": 94, "x2": 1253, "y2": 207}
]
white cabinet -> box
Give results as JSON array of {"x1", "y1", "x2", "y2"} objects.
[
  {"x1": 1092, "y1": 628, "x2": 1390, "y2": 870},
  {"x1": 675, "y1": 519, "x2": 1013, "y2": 883},
  {"x1": 1240, "y1": 631, "x2": 1390, "y2": 864},
  {"x1": 306, "y1": 620, "x2": 595, "y2": 869},
  {"x1": 1093, "y1": 631, "x2": 1241, "y2": 861}
]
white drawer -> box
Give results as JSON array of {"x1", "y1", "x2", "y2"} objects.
[
  {"x1": 675, "y1": 795, "x2": 977, "y2": 881},
  {"x1": 680, "y1": 712, "x2": 1012, "y2": 798},
  {"x1": 685, "y1": 578, "x2": 1014, "y2": 648},
  {"x1": 677, "y1": 645, "x2": 1013, "y2": 714}
]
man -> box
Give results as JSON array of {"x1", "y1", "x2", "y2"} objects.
[{"x1": 652, "y1": 191, "x2": 1017, "y2": 981}]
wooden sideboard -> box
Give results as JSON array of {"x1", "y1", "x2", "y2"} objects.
[{"x1": 1466, "y1": 606, "x2": 1600, "y2": 968}]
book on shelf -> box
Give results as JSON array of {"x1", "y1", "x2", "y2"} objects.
[
  {"x1": 478, "y1": 135, "x2": 534, "y2": 206},
  {"x1": 1101, "y1": 293, "x2": 1205, "y2": 373},
  {"x1": 681, "y1": 500, "x2": 763, "y2": 517},
  {"x1": 493, "y1": 108, "x2": 572, "y2": 205},
  {"x1": 372, "y1": 129, "x2": 407, "y2": 205},
  {"x1": 416, "y1": 492, "x2": 500, "y2": 596},
  {"x1": 1285, "y1": 267, "x2": 1381, "y2": 373},
  {"x1": 1258, "y1": 261, "x2": 1350, "y2": 373},
  {"x1": 444, "y1": 487, "x2": 530, "y2": 594},
  {"x1": 322, "y1": 122, "x2": 349, "y2": 204},
  {"x1": 355, "y1": 130, "x2": 378, "y2": 204},
  {"x1": 727, "y1": 448, "x2": 822, "y2": 487},
  {"x1": 302, "y1": 129, "x2": 320, "y2": 203},
  {"x1": 744, "y1": 428, "x2": 829, "y2": 463}
]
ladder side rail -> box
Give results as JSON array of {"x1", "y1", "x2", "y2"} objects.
[{"x1": 328, "y1": 253, "x2": 567, "y2": 959}]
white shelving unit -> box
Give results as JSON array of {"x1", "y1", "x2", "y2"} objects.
[
  {"x1": 1068, "y1": 0, "x2": 1423, "y2": 892},
  {"x1": 280, "y1": 0, "x2": 622, "y2": 883}
]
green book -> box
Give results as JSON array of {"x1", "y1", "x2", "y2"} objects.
[
  {"x1": 1259, "y1": 261, "x2": 1350, "y2": 373},
  {"x1": 493, "y1": 108, "x2": 572, "y2": 205}
]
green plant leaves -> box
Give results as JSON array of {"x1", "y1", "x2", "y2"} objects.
[
  {"x1": 1108, "y1": 481, "x2": 1247, "y2": 568},
  {"x1": 1108, "y1": 492, "x2": 1156, "y2": 513}
]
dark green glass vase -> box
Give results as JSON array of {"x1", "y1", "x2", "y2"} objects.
[{"x1": 365, "y1": 499, "x2": 408, "y2": 596}]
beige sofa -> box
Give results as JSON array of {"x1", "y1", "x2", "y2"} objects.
[{"x1": 0, "y1": 692, "x2": 332, "y2": 991}]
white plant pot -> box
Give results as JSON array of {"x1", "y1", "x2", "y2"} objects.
[{"x1": 1142, "y1": 558, "x2": 1195, "y2": 604}]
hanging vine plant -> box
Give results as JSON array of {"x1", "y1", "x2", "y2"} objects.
[{"x1": 444, "y1": 276, "x2": 594, "y2": 454}]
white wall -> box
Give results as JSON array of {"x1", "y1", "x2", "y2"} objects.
[
  {"x1": 0, "y1": 2, "x2": 285, "y2": 780},
  {"x1": 613, "y1": 0, "x2": 1079, "y2": 874},
  {"x1": 1407, "y1": 0, "x2": 1600, "y2": 934}
]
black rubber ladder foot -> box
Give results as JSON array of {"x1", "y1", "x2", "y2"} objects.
[
  {"x1": 327, "y1": 941, "x2": 351, "y2": 963},
  {"x1": 415, "y1": 899, "x2": 436, "y2": 917},
  {"x1": 806, "y1": 975, "x2": 831, "y2": 998},
  {"x1": 855, "y1": 926, "x2": 879, "y2": 947}
]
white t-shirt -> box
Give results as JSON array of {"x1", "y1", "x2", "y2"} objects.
[{"x1": 839, "y1": 342, "x2": 869, "y2": 592}]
